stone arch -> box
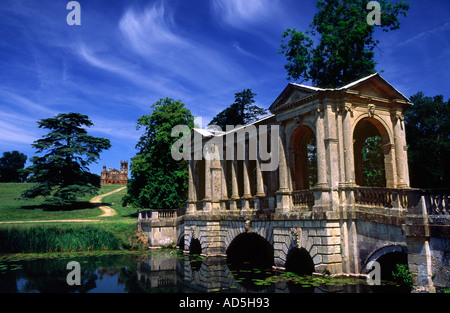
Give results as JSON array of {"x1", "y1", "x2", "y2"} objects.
[
  {"x1": 288, "y1": 125, "x2": 317, "y2": 190},
  {"x1": 352, "y1": 116, "x2": 394, "y2": 187},
  {"x1": 176, "y1": 227, "x2": 185, "y2": 250},
  {"x1": 224, "y1": 221, "x2": 274, "y2": 252},
  {"x1": 226, "y1": 232, "x2": 274, "y2": 269},
  {"x1": 362, "y1": 244, "x2": 408, "y2": 275},
  {"x1": 185, "y1": 225, "x2": 207, "y2": 255}
]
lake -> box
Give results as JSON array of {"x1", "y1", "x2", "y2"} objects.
[{"x1": 0, "y1": 249, "x2": 407, "y2": 293}]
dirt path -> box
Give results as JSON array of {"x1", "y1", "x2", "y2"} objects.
[
  {"x1": 0, "y1": 186, "x2": 126, "y2": 224},
  {"x1": 89, "y1": 186, "x2": 126, "y2": 217}
]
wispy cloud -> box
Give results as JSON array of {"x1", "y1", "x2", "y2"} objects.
[
  {"x1": 212, "y1": 0, "x2": 275, "y2": 27},
  {"x1": 118, "y1": 1, "x2": 246, "y2": 91},
  {"x1": 395, "y1": 21, "x2": 450, "y2": 47}
]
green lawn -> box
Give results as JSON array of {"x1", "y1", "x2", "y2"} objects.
[
  {"x1": 0, "y1": 183, "x2": 126, "y2": 222},
  {"x1": 0, "y1": 183, "x2": 145, "y2": 252}
]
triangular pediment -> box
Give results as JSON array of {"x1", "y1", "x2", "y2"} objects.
[
  {"x1": 269, "y1": 83, "x2": 321, "y2": 112},
  {"x1": 341, "y1": 73, "x2": 410, "y2": 102}
]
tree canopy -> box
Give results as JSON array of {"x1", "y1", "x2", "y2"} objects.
[
  {"x1": 0, "y1": 151, "x2": 27, "y2": 182},
  {"x1": 20, "y1": 112, "x2": 111, "y2": 206},
  {"x1": 279, "y1": 0, "x2": 409, "y2": 88},
  {"x1": 124, "y1": 98, "x2": 195, "y2": 210},
  {"x1": 208, "y1": 89, "x2": 267, "y2": 130},
  {"x1": 405, "y1": 92, "x2": 450, "y2": 188}
]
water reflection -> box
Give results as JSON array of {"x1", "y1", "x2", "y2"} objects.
[{"x1": 0, "y1": 250, "x2": 403, "y2": 293}]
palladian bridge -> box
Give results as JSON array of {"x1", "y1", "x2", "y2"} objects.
[{"x1": 137, "y1": 74, "x2": 449, "y2": 292}]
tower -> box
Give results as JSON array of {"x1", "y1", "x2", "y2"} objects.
[{"x1": 120, "y1": 160, "x2": 128, "y2": 183}]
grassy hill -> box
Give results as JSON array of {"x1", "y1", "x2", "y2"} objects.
[{"x1": 0, "y1": 183, "x2": 145, "y2": 253}]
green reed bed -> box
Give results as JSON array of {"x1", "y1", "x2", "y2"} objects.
[{"x1": 0, "y1": 225, "x2": 122, "y2": 253}]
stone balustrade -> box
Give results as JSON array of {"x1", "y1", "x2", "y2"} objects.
[
  {"x1": 292, "y1": 190, "x2": 315, "y2": 210},
  {"x1": 422, "y1": 189, "x2": 450, "y2": 215},
  {"x1": 353, "y1": 187, "x2": 408, "y2": 209}
]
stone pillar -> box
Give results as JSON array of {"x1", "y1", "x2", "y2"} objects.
[
  {"x1": 392, "y1": 110, "x2": 408, "y2": 188},
  {"x1": 204, "y1": 158, "x2": 212, "y2": 212},
  {"x1": 230, "y1": 159, "x2": 239, "y2": 210},
  {"x1": 404, "y1": 191, "x2": 435, "y2": 292},
  {"x1": 342, "y1": 103, "x2": 355, "y2": 186},
  {"x1": 187, "y1": 159, "x2": 196, "y2": 214},
  {"x1": 276, "y1": 124, "x2": 291, "y2": 213},
  {"x1": 316, "y1": 106, "x2": 328, "y2": 188},
  {"x1": 324, "y1": 102, "x2": 339, "y2": 190}
]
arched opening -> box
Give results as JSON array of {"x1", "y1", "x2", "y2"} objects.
[
  {"x1": 290, "y1": 126, "x2": 317, "y2": 190},
  {"x1": 353, "y1": 118, "x2": 390, "y2": 187},
  {"x1": 365, "y1": 246, "x2": 411, "y2": 293},
  {"x1": 226, "y1": 233, "x2": 274, "y2": 270},
  {"x1": 285, "y1": 247, "x2": 315, "y2": 276},
  {"x1": 189, "y1": 238, "x2": 202, "y2": 255}
]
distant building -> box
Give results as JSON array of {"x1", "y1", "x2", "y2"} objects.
[{"x1": 101, "y1": 161, "x2": 128, "y2": 185}]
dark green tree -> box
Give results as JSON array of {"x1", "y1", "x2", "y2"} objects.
[
  {"x1": 20, "y1": 113, "x2": 111, "y2": 206},
  {"x1": 124, "y1": 98, "x2": 195, "y2": 210},
  {"x1": 405, "y1": 92, "x2": 450, "y2": 188},
  {"x1": 0, "y1": 151, "x2": 27, "y2": 182},
  {"x1": 361, "y1": 136, "x2": 386, "y2": 187},
  {"x1": 279, "y1": 0, "x2": 409, "y2": 88},
  {"x1": 209, "y1": 89, "x2": 267, "y2": 130}
]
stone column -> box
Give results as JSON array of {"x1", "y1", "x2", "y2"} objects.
[
  {"x1": 187, "y1": 159, "x2": 196, "y2": 214},
  {"x1": 342, "y1": 103, "x2": 355, "y2": 186},
  {"x1": 276, "y1": 124, "x2": 291, "y2": 213},
  {"x1": 324, "y1": 102, "x2": 339, "y2": 190},
  {"x1": 204, "y1": 158, "x2": 212, "y2": 212},
  {"x1": 316, "y1": 105, "x2": 328, "y2": 188},
  {"x1": 392, "y1": 110, "x2": 408, "y2": 188},
  {"x1": 230, "y1": 159, "x2": 239, "y2": 210}
]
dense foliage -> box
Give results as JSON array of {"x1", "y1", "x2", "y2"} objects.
[
  {"x1": 405, "y1": 92, "x2": 450, "y2": 188},
  {"x1": 0, "y1": 151, "x2": 27, "y2": 182},
  {"x1": 279, "y1": 0, "x2": 409, "y2": 88},
  {"x1": 124, "y1": 98, "x2": 195, "y2": 210}
]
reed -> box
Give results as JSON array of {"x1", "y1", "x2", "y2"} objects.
[{"x1": 0, "y1": 226, "x2": 122, "y2": 253}]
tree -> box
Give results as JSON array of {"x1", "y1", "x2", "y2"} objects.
[
  {"x1": 0, "y1": 151, "x2": 27, "y2": 182},
  {"x1": 123, "y1": 98, "x2": 195, "y2": 210},
  {"x1": 405, "y1": 92, "x2": 450, "y2": 188},
  {"x1": 209, "y1": 89, "x2": 267, "y2": 130},
  {"x1": 279, "y1": 0, "x2": 409, "y2": 88},
  {"x1": 20, "y1": 113, "x2": 111, "y2": 206},
  {"x1": 361, "y1": 136, "x2": 386, "y2": 187}
]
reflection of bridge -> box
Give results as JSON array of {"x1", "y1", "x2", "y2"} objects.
[{"x1": 138, "y1": 74, "x2": 450, "y2": 293}]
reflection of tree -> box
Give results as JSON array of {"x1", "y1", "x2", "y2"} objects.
[{"x1": 18, "y1": 259, "x2": 98, "y2": 293}]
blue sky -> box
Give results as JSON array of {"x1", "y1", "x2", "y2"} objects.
[{"x1": 1, "y1": 0, "x2": 449, "y2": 177}]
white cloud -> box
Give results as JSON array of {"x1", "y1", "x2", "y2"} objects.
[
  {"x1": 211, "y1": 0, "x2": 280, "y2": 29},
  {"x1": 118, "y1": 2, "x2": 247, "y2": 91}
]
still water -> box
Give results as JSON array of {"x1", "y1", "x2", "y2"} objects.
[{"x1": 0, "y1": 250, "x2": 405, "y2": 293}]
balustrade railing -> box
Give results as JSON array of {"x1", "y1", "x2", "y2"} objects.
[
  {"x1": 292, "y1": 190, "x2": 315, "y2": 210},
  {"x1": 353, "y1": 187, "x2": 408, "y2": 209},
  {"x1": 422, "y1": 189, "x2": 450, "y2": 215}
]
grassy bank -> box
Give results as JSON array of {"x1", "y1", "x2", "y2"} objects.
[
  {"x1": 0, "y1": 225, "x2": 122, "y2": 253},
  {"x1": 0, "y1": 183, "x2": 145, "y2": 254}
]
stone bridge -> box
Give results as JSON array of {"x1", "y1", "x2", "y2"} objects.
[{"x1": 137, "y1": 74, "x2": 449, "y2": 292}]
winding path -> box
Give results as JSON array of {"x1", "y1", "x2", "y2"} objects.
[
  {"x1": 89, "y1": 186, "x2": 126, "y2": 217},
  {"x1": 0, "y1": 186, "x2": 126, "y2": 224}
]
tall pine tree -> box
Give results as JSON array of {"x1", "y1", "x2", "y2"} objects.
[{"x1": 20, "y1": 113, "x2": 111, "y2": 207}]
